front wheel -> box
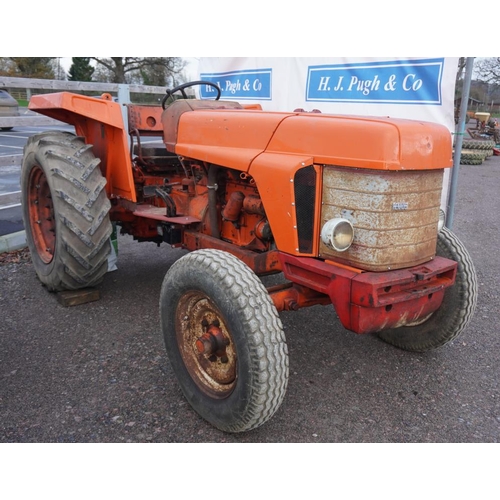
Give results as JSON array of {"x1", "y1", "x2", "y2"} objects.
[
  {"x1": 376, "y1": 227, "x2": 478, "y2": 352},
  {"x1": 160, "y1": 249, "x2": 289, "y2": 432}
]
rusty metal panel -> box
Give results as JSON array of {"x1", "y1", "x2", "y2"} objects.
[
  {"x1": 319, "y1": 167, "x2": 443, "y2": 271},
  {"x1": 127, "y1": 104, "x2": 164, "y2": 134}
]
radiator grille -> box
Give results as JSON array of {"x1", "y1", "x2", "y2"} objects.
[{"x1": 319, "y1": 166, "x2": 444, "y2": 271}]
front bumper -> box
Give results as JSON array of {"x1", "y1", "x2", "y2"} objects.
[{"x1": 278, "y1": 253, "x2": 457, "y2": 334}]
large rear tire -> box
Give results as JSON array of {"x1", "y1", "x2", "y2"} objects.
[
  {"x1": 160, "y1": 249, "x2": 289, "y2": 432},
  {"x1": 21, "y1": 131, "x2": 112, "y2": 291},
  {"x1": 376, "y1": 227, "x2": 478, "y2": 352}
]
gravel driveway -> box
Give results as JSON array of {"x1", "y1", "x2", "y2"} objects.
[{"x1": 1, "y1": 154, "x2": 499, "y2": 444}]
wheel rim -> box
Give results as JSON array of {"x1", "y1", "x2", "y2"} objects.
[
  {"x1": 175, "y1": 291, "x2": 237, "y2": 399},
  {"x1": 28, "y1": 165, "x2": 56, "y2": 264}
]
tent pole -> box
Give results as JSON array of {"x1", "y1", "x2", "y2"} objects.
[{"x1": 447, "y1": 57, "x2": 475, "y2": 230}]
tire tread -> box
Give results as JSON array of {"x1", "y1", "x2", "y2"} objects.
[
  {"x1": 22, "y1": 131, "x2": 112, "y2": 291},
  {"x1": 376, "y1": 227, "x2": 478, "y2": 352},
  {"x1": 161, "y1": 249, "x2": 289, "y2": 432}
]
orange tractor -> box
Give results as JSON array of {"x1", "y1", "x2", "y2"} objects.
[{"x1": 21, "y1": 81, "x2": 478, "y2": 432}]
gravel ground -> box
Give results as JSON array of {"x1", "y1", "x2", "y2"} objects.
[{"x1": 1, "y1": 155, "x2": 499, "y2": 446}]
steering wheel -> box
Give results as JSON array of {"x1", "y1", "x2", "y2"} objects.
[{"x1": 161, "y1": 80, "x2": 221, "y2": 109}]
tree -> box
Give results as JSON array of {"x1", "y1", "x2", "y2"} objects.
[
  {"x1": 68, "y1": 57, "x2": 94, "y2": 82},
  {"x1": 0, "y1": 58, "x2": 15, "y2": 75},
  {"x1": 139, "y1": 62, "x2": 173, "y2": 86},
  {"x1": 471, "y1": 58, "x2": 500, "y2": 109},
  {"x1": 455, "y1": 57, "x2": 466, "y2": 98},
  {"x1": 474, "y1": 58, "x2": 500, "y2": 84},
  {"x1": 90, "y1": 57, "x2": 186, "y2": 85},
  {"x1": 6, "y1": 58, "x2": 56, "y2": 79}
]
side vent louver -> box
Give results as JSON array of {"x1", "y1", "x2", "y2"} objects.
[{"x1": 294, "y1": 166, "x2": 316, "y2": 253}]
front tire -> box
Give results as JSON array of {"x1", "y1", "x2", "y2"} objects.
[
  {"x1": 376, "y1": 227, "x2": 478, "y2": 352},
  {"x1": 21, "y1": 131, "x2": 112, "y2": 291},
  {"x1": 160, "y1": 249, "x2": 289, "y2": 433}
]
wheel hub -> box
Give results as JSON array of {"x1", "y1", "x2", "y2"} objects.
[
  {"x1": 195, "y1": 320, "x2": 231, "y2": 363},
  {"x1": 176, "y1": 292, "x2": 237, "y2": 398},
  {"x1": 28, "y1": 166, "x2": 56, "y2": 264}
]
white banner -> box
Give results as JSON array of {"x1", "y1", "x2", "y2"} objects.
[{"x1": 196, "y1": 57, "x2": 458, "y2": 130}]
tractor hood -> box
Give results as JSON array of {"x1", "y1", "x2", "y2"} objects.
[{"x1": 162, "y1": 100, "x2": 453, "y2": 173}]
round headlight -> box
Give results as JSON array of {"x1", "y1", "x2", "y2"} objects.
[{"x1": 321, "y1": 218, "x2": 354, "y2": 252}]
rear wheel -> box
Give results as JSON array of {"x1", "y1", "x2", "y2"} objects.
[
  {"x1": 21, "y1": 131, "x2": 112, "y2": 291},
  {"x1": 160, "y1": 249, "x2": 289, "y2": 432},
  {"x1": 376, "y1": 227, "x2": 478, "y2": 352}
]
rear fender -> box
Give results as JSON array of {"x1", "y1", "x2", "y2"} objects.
[{"x1": 29, "y1": 92, "x2": 136, "y2": 202}]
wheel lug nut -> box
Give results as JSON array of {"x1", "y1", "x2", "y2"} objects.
[{"x1": 220, "y1": 355, "x2": 228, "y2": 364}]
